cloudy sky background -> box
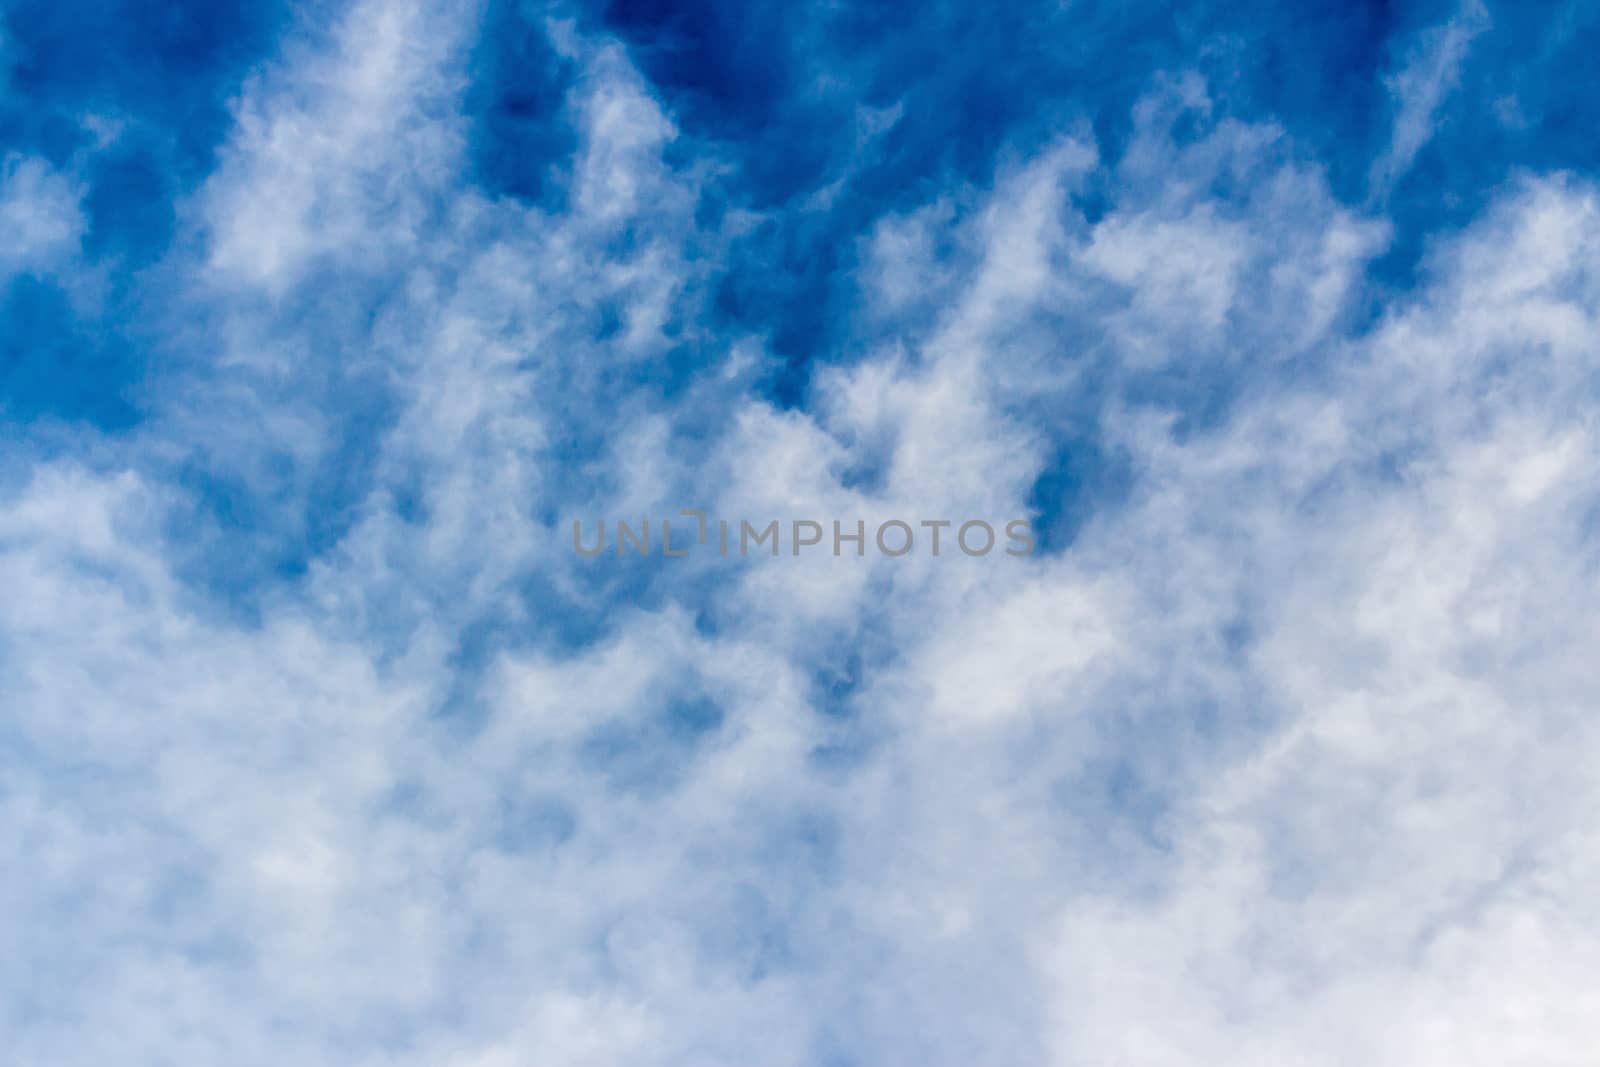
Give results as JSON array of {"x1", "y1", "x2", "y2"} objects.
[{"x1": 4, "y1": 0, "x2": 1600, "y2": 1062}]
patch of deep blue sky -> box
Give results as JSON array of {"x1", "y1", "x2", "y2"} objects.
[
  {"x1": 1, "y1": 0, "x2": 292, "y2": 428},
  {"x1": 3, "y1": 0, "x2": 1598, "y2": 584}
]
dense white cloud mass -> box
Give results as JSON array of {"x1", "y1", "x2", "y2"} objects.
[{"x1": 3, "y1": 1, "x2": 1598, "y2": 1064}]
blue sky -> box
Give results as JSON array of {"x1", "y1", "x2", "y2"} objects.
[{"x1": 5, "y1": 1, "x2": 1600, "y2": 1063}]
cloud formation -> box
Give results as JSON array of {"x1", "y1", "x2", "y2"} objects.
[{"x1": 3, "y1": 1, "x2": 1598, "y2": 1064}]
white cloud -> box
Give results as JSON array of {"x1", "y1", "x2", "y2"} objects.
[
  {"x1": 0, "y1": 154, "x2": 84, "y2": 280},
  {"x1": 199, "y1": 0, "x2": 474, "y2": 291},
  {"x1": 4, "y1": 11, "x2": 1599, "y2": 1067},
  {"x1": 1370, "y1": 0, "x2": 1491, "y2": 197}
]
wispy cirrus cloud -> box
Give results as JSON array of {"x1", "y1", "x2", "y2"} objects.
[{"x1": 1369, "y1": 0, "x2": 1491, "y2": 197}]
